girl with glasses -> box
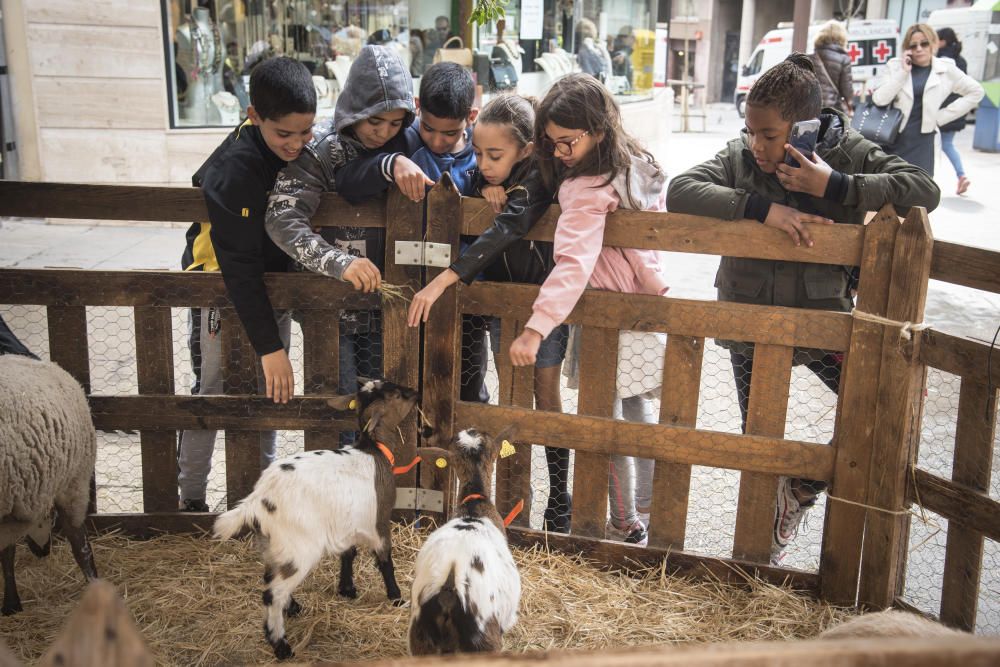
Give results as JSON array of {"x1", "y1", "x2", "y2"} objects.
[
  {"x1": 871, "y1": 23, "x2": 983, "y2": 178},
  {"x1": 509, "y1": 73, "x2": 672, "y2": 546}
]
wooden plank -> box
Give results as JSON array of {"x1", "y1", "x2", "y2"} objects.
[
  {"x1": 221, "y1": 310, "x2": 263, "y2": 508},
  {"x1": 940, "y1": 380, "x2": 997, "y2": 631},
  {"x1": 919, "y1": 330, "x2": 997, "y2": 387},
  {"x1": 820, "y1": 207, "x2": 899, "y2": 606},
  {"x1": 134, "y1": 307, "x2": 177, "y2": 513},
  {"x1": 0, "y1": 182, "x2": 383, "y2": 227},
  {"x1": 312, "y1": 636, "x2": 1000, "y2": 667},
  {"x1": 572, "y1": 327, "x2": 619, "y2": 538},
  {"x1": 26, "y1": 0, "x2": 161, "y2": 27},
  {"x1": 461, "y1": 198, "x2": 864, "y2": 265},
  {"x1": 28, "y1": 24, "x2": 162, "y2": 79},
  {"x1": 456, "y1": 403, "x2": 835, "y2": 480},
  {"x1": 34, "y1": 78, "x2": 167, "y2": 130},
  {"x1": 88, "y1": 512, "x2": 217, "y2": 538},
  {"x1": 493, "y1": 319, "x2": 534, "y2": 528},
  {"x1": 301, "y1": 312, "x2": 341, "y2": 451},
  {"x1": 88, "y1": 395, "x2": 357, "y2": 431},
  {"x1": 930, "y1": 240, "x2": 1000, "y2": 295},
  {"x1": 381, "y1": 190, "x2": 424, "y2": 500},
  {"x1": 910, "y1": 469, "x2": 1000, "y2": 544},
  {"x1": 47, "y1": 305, "x2": 91, "y2": 392},
  {"x1": 0, "y1": 268, "x2": 381, "y2": 310},
  {"x1": 859, "y1": 207, "x2": 934, "y2": 609},
  {"x1": 733, "y1": 344, "x2": 793, "y2": 563},
  {"x1": 506, "y1": 526, "x2": 819, "y2": 593},
  {"x1": 461, "y1": 283, "x2": 851, "y2": 352},
  {"x1": 648, "y1": 335, "x2": 703, "y2": 550}
]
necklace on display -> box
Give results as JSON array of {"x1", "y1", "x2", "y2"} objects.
[{"x1": 189, "y1": 16, "x2": 224, "y2": 81}]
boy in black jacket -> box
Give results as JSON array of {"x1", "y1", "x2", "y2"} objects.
[{"x1": 178, "y1": 57, "x2": 362, "y2": 511}]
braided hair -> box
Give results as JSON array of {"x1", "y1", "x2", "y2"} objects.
[{"x1": 746, "y1": 52, "x2": 822, "y2": 123}]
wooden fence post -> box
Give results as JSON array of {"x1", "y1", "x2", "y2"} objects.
[
  {"x1": 858, "y1": 207, "x2": 933, "y2": 609},
  {"x1": 820, "y1": 206, "x2": 899, "y2": 605},
  {"x1": 494, "y1": 320, "x2": 534, "y2": 528},
  {"x1": 573, "y1": 326, "x2": 618, "y2": 538},
  {"x1": 134, "y1": 306, "x2": 177, "y2": 512},
  {"x1": 648, "y1": 334, "x2": 703, "y2": 550},
  {"x1": 732, "y1": 344, "x2": 793, "y2": 562},
  {"x1": 221, "y1": 309, "x2": 261, "y2": 508},
  {"x1": 384, "y1": 189, "x2": 425, "y2": 513},
  {"x1": 939, "y1": 379, "x2": 998, "y2": 630}
]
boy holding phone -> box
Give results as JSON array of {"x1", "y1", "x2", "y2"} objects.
[{"x1": 667, "y1": 53, "x2": 939, "y2": 564}]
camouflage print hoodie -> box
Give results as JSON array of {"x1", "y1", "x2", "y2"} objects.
[{"x1": 265, "y1": 44, "x2": 416, "y2": 333}]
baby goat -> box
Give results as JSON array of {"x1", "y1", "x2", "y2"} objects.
[
  {"x1": 214, "y1": 379, "x2": 423, "y2": 660},
  {"x1": 408, "y1": 428, "x2": 522, "y2": 655}
]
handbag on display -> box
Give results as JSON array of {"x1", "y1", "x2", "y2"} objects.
[
  {"x1": 488, "y1": 58, "x2": 518, "y2": 91},
  {"x1": 433, "y1": 36, "x2": 474, "y2": 68},
  {"x1": 851, "y1": 97, "x2": 904, "y2": 147}
]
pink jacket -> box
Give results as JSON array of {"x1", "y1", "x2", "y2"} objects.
[{"x1": 525, "y1": 156, "x2": 670, "y2": 338}]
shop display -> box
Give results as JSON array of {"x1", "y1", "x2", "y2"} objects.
[{"x1": 175, "y1": 6, "x2": 225, "y2": 125}]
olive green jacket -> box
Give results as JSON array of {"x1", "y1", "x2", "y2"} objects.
[{"x1": 667, "y1": 109, "x2": 940, "y2": 315}]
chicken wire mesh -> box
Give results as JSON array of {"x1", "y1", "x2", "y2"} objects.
[
  {"x1": 468, "y1": 308, "x2": 843, "y2": 572},
  {"x1": 901, "y1": 366, "x2": 1000, "y2": 636}
]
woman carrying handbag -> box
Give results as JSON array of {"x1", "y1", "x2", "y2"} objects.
[{"x1": 870, "y1": 23, "x2": 983, "y2": 177}]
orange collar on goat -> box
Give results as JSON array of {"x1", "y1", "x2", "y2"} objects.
[
  {"x1": 461, "y1": 494, "x2": 524, "y2": 527},
  {"x1": 376, "y1": 442, "x2": 421, "y2": 475}
]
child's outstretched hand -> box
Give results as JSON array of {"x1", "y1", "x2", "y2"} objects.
[
  {"x1": 764, "y1": 203, "x2": 833, "y2": 248},
  {"x1": 510, "y1": 329, "x2": 542, "y2": 366},
  {"x1": 407, "y1": 269, "x2": 459, "y2": 326},
  {"x1": 343, "y1": 257, "x2": 382, "y2": 292},
  {"x1": 482, "y1": 185, "x2": 508, "y2": 214},
  {"x1": 776, "y1": 145, "x2": 833, "y2": 197},
  {"x1": 393, "y1": 156, "x2": 434, "y2": 202}
]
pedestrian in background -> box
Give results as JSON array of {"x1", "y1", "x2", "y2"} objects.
[
  {"x1": 871, "y1": 23, "x2": 982, "y2": 177},
  {"x1": 810, "y1": 20, "x2": 854, "y2": 115},
  {"x1": 936, "y1": 27, "x2": 973, "y2": 194}
]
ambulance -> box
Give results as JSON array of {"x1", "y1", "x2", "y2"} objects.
[
  {"x1": 734, "y1": 19, "x2": 899, "y2": 117},
  {"x1": 927, "y1": 0, "x2": 1000, "y2": 83}
]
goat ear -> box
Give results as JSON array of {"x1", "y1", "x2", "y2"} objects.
[
  {"x1": 364, "y1": 402, "x2": 387, "y2": 434},
  {"x1": 327, "y1": 394, "x2": 357, "y2": 411}
]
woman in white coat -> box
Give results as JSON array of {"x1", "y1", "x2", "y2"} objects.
[{"x1": 872, "y1": 23, "x2": 983, "y2": 177}]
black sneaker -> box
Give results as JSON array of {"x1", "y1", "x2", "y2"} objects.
[{"x1": 180, "y1": 498, "x2": 210, "y2": 512}]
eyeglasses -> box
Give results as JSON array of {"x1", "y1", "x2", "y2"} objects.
[
  {"x1": 908, "y1": 41, "x2": 930, "y2": 50},
  {"x1": 544, "y1": 130, "x2": 590, "y2": 157}
]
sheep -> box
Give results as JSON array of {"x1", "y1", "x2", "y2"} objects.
[
  {"x1": 818, "y1": 609, "x2": 968, "y2": 640},
  {"x1": 408, "y1": 428, "x2": 522, "y2": 655},
  {"x1": 213, "y1": 379, "x2": 425, "y2": 660},
  {"x1": 1, "y1": 354, "x2": 99, "y2": 615}
]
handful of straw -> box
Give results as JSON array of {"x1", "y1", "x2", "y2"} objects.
[{"x1": 378, "y1": 282, "x2": 414, "y2": 303}]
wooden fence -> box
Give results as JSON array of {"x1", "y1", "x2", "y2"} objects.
[{"x1": 1, "y1": 180, "x2": 997, "y2": 620}]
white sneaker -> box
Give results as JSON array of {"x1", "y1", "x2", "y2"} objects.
[
  {"x1": 771, "y1": 477, "x2": 816, "y2": 565},
  {"x1": 606, "y1": 519, "x2": 648, "y2": 547}
]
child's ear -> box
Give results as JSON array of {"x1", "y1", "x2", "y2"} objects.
[
  {"x1": 468, "y1": 107, "x2": 480, "y2": 124},
  {"x1": 520, "y1": 141, "x2": 534, "y2": 159},
  {"x1": 247, "y1": 106, "x2": 262, "y2": 125}
]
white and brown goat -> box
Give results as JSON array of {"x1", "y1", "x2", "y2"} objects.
[
  {"x1": 214, "y1": 379, "x2": 425, "y2": 660},
  {"x1": 408, "y1": 428, "x2": 522, "y2": 655}
]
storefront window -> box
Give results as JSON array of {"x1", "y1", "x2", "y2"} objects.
[{"x1": 165, "y1": 0, "x2": 417, "y2": 127}]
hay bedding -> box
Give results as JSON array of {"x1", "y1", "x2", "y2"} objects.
[{"x1": 1, "y1": 522, "x2": 852, "y2": 666}]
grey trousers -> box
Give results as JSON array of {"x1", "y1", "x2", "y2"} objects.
[
  {"x1": 177, "y1": 308, "x2": 291, "y2": 502},
  {"x1": 608, "y1": 394, "x2": 657, "y2": 527}
]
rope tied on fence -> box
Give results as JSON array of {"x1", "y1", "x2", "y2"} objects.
[
  {"x1": 851, "y1": 308, "x2": 929, "y2": 341},
  {"x1": 824, "y1": 493, "x2": 912, "y2": 516}
]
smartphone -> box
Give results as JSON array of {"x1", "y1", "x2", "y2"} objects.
[{"x1": 784, "y1": 119, "x2": 821, "y2": 168}]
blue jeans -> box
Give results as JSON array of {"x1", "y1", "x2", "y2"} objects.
[{"x1": 941, "y1": 131, "x2": 965, "y2": 178}]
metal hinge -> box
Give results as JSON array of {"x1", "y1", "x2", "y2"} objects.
[
  {"x1": 394, "y1": 487, "x2": 444, "y2": 512},
  {"x1": 394, "y1": 240, "x2": 451, "y2": 268}
]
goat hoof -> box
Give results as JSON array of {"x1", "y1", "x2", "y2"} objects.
[
  {"x1": 338, "y1": 584, "x2": 357, "y2": 599},
  {"x1": 271, "y1": 638, "x2": 294, "y2": 660},
  {"x1": 391, "y1": 597, "x2": 406, "y2": 608},
  {"x1": 286, "y1": 598, "x2": 303, "y2": 617},
  {"x1": 2, "y1": 601, "x2": 23, "y2": 616}
]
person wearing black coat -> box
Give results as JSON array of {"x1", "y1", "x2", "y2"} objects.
[{"x1": 937, "y1": 27, "x2": 971, "y2": 194}]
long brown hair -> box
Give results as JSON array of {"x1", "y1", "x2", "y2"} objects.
[{"x1": 533, "y1": 73, "x2": 660, "y2": 191}]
